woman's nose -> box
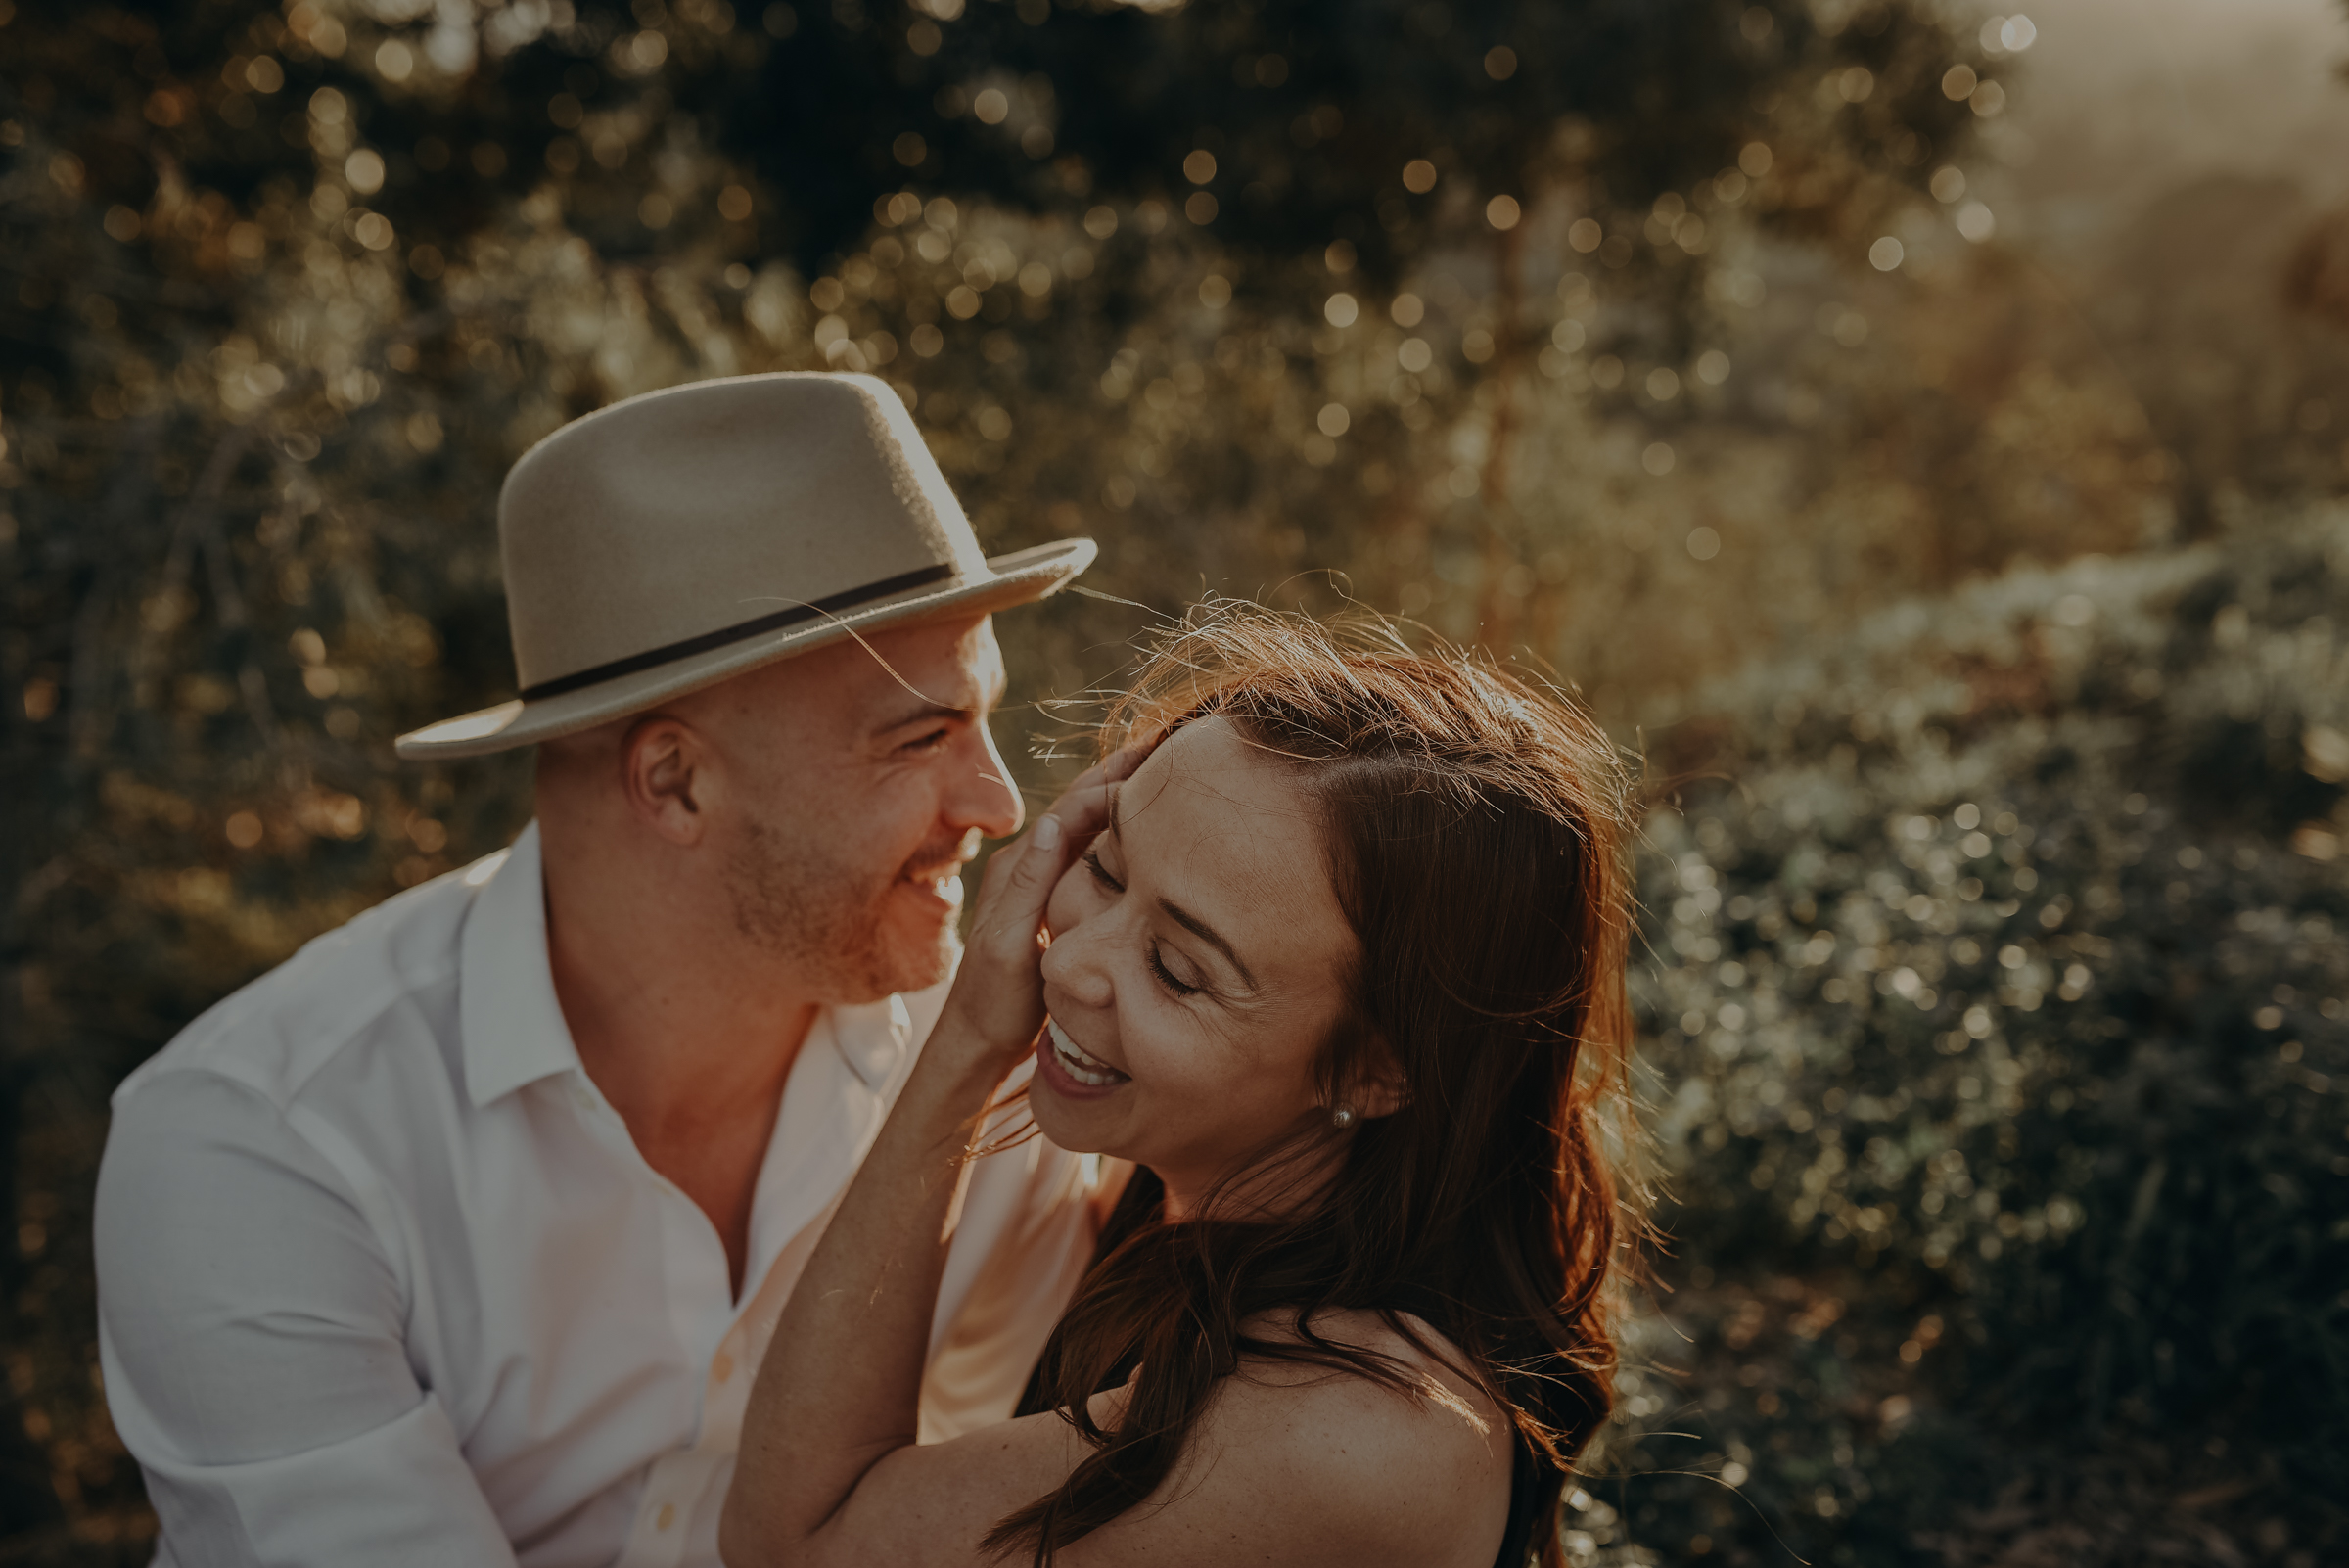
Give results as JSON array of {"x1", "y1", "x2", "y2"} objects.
[{"x1": 1039, "y1": 912, "x2": 1115, "y2": 1010}]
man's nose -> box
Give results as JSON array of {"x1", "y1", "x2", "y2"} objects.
[{"x1": 944, "y1": 719, "x2": 1025, "y2": 840}]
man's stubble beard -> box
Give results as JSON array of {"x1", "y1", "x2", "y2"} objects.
[{"x1": 724, "y1": 813, "x2": 961, "y2": 1003}]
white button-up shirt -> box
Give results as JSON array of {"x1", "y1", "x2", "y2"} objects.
[{"x1": 95, "y1": 823, "x2": 1114, "y2": 1567}]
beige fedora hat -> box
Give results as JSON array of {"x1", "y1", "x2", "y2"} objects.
[{"x1": 395, "y1": 372, "x2": 1093, "y2": 760}]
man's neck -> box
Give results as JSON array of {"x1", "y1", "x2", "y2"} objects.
[
  {"x1": 538, "y1": 816, "x2": 822, "y2": 1291},
  {"x1": 543, "y1": 886, "x2": 818, "y2": 1135}
]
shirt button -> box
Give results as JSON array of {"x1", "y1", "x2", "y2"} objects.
[
  {"x1": 712, "y1": 1351, "x2": 735, "y2": 1384},
  {"x1": 656, "y1": 1502, "x2": 676, "y2": 1532}
]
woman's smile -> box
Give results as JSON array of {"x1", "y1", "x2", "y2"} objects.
[
  {"x1": 1025, "y1": 719, "x2": 1361, "y2": 1205},
  {"x1": 1036, "y1": 1016, "x2": 1130, "y2": 1098}
]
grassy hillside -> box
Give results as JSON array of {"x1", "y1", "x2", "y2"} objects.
[{"x1": 1590, "y1": 510, "x2": 2349, "y2": 1567}]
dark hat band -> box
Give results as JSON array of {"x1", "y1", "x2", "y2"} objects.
[{"x1": 517, "y1": 562, "x2": 956, "y2": 702}]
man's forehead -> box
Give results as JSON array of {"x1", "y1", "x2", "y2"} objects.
[{"x1": 849, "y1": 615, "x2": 1004, "y2": 719}]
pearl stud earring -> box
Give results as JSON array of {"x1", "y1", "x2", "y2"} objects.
[{"x1": 1330, "y1": 1105, "x2": 1356, "y2": 1130}]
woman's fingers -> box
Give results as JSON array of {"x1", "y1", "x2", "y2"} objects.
[
  {"x1": 1043, "y1": 742, "x2": 1149, "y2": 810},
  {"x1": 1100, "y1": 740, "x2": 1152, "y2": 785},
  {"x1": 946, "y1": 753, "x2": 1147, "y2": 1056}
]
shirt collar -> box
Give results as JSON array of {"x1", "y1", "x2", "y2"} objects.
[
  {"x1": 826, "y1": 993, "x2": 914, "y2": 1091},
  {"x1": 457, "y1": 821, "x2": 916, "y2": 1107},
  {"x1": 459, "y1": 821, "x2": 584, "y2": 1109}
]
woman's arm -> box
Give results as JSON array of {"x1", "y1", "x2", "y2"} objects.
[
  {"x1": 720, "y1": 762, "x2": 1122, "y2": 1567},
  {"x1": 719, "y1": 753, "x2": 1512, "y2": 1568},
  {"x1": 729, "y1": 1298, "x2": 1513, "y2": 1568}
]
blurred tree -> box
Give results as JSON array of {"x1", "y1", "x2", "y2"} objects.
[{"x1": 0, "y1": 0, "x2": 2217, "y2": 1556}]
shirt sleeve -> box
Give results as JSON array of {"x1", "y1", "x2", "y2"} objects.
[
  {"x1": 95, "y1": 1069, "x2": 518, "y2": 1568},
  {"x1": 916, "y1": 1130, "x2": 1128, "y2": 1445}
]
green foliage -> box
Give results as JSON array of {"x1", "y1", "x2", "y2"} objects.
[
  {"x1": 1593, "y1": 513, "x2": 2349, "y2": 1566},
  {"x1": 1, "y1": 0, "x2": 2340, "y2": 1559}
]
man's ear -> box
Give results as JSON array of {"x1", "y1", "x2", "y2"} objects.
[{"x1": 620, "y1": 714, "x2": 711, "y2": 846}]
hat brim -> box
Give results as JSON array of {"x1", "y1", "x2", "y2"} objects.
[{"x1": 394, "y1": 537, "x2": 1095, "y2": 761}]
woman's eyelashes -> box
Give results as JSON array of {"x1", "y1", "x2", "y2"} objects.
[
  {"x1": 1082, "y1": 853, "x2": 1205, "y2": 999},
  {"x1": 1148, "y1": 945, "x2": 1203, "y2": 997}
]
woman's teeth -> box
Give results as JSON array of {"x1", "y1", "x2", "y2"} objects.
[{"x1": 1047, "y1": 1019, "x2": 1128, "y2": 1087}]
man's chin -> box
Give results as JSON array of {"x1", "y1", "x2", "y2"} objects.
[{"x1": 830, "y1": 914, "x2": 958, "y2": 1004}]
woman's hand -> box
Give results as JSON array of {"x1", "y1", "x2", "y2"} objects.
[{"x1": 941, "y1": 746, "x2": 1147, "y2": 1071}]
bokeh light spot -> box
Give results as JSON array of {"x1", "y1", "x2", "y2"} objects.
[
  {"x1": 345, "y1": 149, "x2": 386, "y2": 194},
  {"x1": 1869, "y1": 236, "x2": 1905, "y2": 271},
  {"x1": 1402, "y1": 159, "x2": 1438, "y2": 194}
]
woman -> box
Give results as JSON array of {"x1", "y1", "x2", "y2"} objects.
[{"x1": 722, "y1": 610, "x2": 1638, "y2": 1568}]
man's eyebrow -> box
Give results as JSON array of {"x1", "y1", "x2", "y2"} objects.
[
  {"x1": 1158, "y1": 898, "x2": 1257, "y2": 991},
  {"x1": 874, "y1": 698, "x2": 974, "y2": 732},
  {"x1": 871, "y1": 669, "x2": 1006, "y2": 735}
]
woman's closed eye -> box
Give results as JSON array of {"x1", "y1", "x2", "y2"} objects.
[
  {"x1": 1148, "y1": 945, "x2": 1203, "y2": 997},
  {"x1": 1084, "y1": 853, "x2": 1206, "y2": 998}
]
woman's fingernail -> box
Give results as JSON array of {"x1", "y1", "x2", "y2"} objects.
[{"x1": 1034, "y1": 816, "x2": 1062, "y2": 850}]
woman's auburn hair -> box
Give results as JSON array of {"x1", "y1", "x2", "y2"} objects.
[{"x1": 986, "y1": 605, "x2": 1644, "y2": 1565}]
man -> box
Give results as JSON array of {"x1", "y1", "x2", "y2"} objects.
[{"x1": 94, "y1": 373, "x2": 1116, "y2": 1566}]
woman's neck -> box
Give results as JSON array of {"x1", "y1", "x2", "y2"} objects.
[{"x1": 1156, "y1": 1131, "x2": 1350, "y2": 1223}]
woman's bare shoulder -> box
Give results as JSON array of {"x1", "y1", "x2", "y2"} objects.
[
  {"x1": 1240, "y1": 1305, "x2": 1496, "y2": 1390},
  {"x1": 1085, "y1": 1306, "x2": 1517, "y2": 1568}
]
